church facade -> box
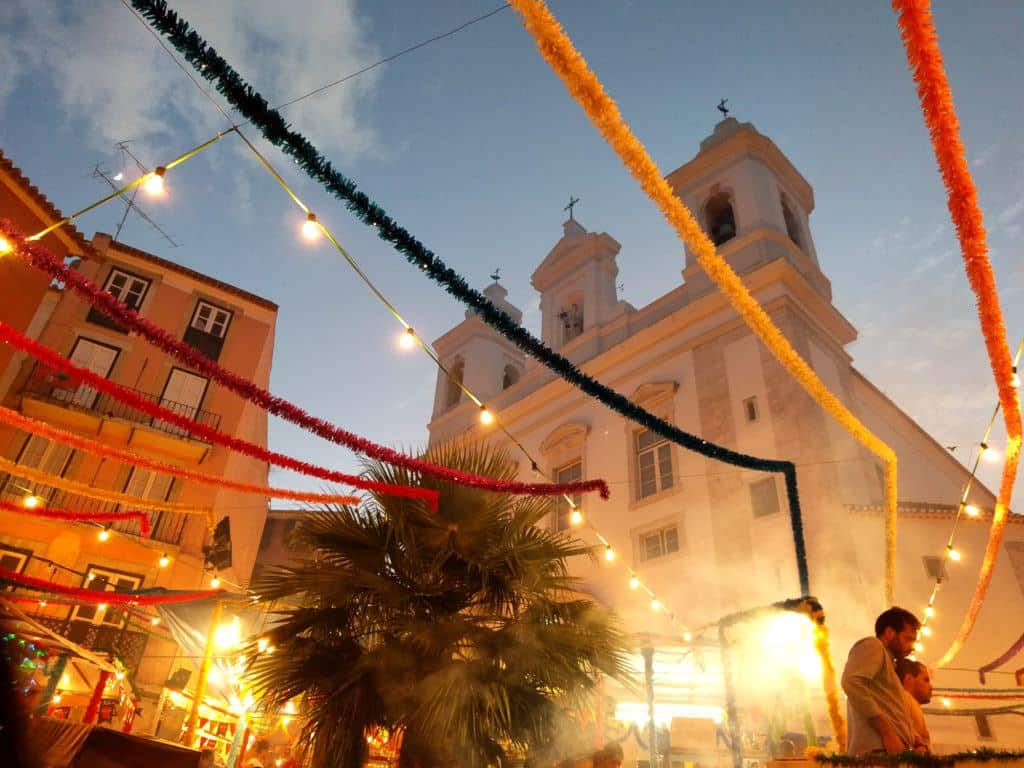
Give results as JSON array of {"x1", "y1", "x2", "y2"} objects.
[{"x1": 425, "y1": 118, "x2": 1024, "y2": 757}]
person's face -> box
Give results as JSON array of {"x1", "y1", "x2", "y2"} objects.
[
  {"x1": 907, "y1": 667, "x2": 933, "y2": 704},
  {"x1": 883, "y1": 624, "x2": 919, "y2": 658}
]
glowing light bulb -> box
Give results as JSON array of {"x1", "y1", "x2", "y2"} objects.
[
  {"x1": 629, "y1": 576, "x2": 640, "y2": 590},
  {"x1": 97, "y1": 603, "x2": 107, "y2": 612},
  {"x1": 257, "y1": 637, "x2": 269, "y2": 653},
  {"x1": 569, "y1": 508, "x2": 583, "y2": 526},
  {"x1": 399, "y1": 328, "x2": 416, "y2": 350},
  {"x1": 1012, "y1": 368, "x2": 1021, "y2": 389},
  {"x1": 302, "y1": 212, "x2": 320, "y2": 241},
  {"x1": 924, "y1": 605, "x2": 935, "y2": 618},
  {"x1": 683, "y1": 631, "x2": 693, "y2": 642},
  {"x1": 980, "y1": 442, "x2": 1000, "y2": 462},
  {"x1": 115, "y1": 670, "x2": 125, "y2": 681},
  {"x1": 98, "y1": 527, "x2": 111, "y2": 542},
  {"x1": 284, "y1": 700, "x2": 297, "y2": 714},
  {"x1": 942, "y1": 698, "x2": 952, "y2": 708},
  {"x1": 921, "y1": 626, "x2": 932, "y2": 637},
  {"x1": 948, "y1": 547, "x2": 961, "y2": 562},
  {"x1": 651, "y1": 598, "x2": 662, "y2": 612},
  {"x1": 604, "y1": 546, "x2": 616, "y2": 562},
  {"x1": 22, "y1": 495, "x2": 41, "y2": 509},
  {"x1": 87, "y1": 573, "x2": 96, "y2": 582},
  {"x1": 39, "y1": 601, "x2": 47, "y2": 608},
  {"x1": 151, "y1": 616, "x2": 160, "y2": 626},
  {"x1": 52, "y1": 693, "x2": 63, "y2": 704},
  {"x1": 143, "y1": 167, "x2": 166, "y2": 196},
  {"x1": 159, "y1": 553, "x2": 170, "y2": 568},
  {"x1": 913, "y1": 641, "x2": 924, "y2": 653},
  {"x1": 479, "y1": 406, "x2": 494, "y2": 425},
  {"x1": 964, "y1": 504, "x2": 980, "y2": 518},
  {"x1": 210, "y1": 575, "x2": 221, "y2": 589},
  {"x1": 266, "y1": 645, "x2": 276, "y2": 654},
  {"x1": 0, "y1": 236, "x2": 12, "y2": 255}
]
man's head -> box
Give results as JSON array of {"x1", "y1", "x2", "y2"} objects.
[
  {"x1": 593, "y1": 743, "x2": 623, "y2": 768},
  {"x1": 251, "y1": 739, "x2": 270, "y2": 762},
  {"x1": 874, "y1": 607, "x2": 920, "y2": 658},
  {"x1": 896, "y1": 658, "x2": 933, "y2": 704}
]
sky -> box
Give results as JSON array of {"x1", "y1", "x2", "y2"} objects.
[{"x1": 0, "y1": 1, "x2": 1022, "y2": 508}]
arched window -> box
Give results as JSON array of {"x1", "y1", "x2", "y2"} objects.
[
  {"x1": 705, "y1": 192, "x2": 737, "y2": 246},
  {"x1": 559, "y1": 299, "x2": 584, "y2": 344},
  {"x1": 446, "y1": 358, "x2": 464, "y2": 409},
  {"x1": 781, "y1": 195, "x2": 802, "y2": 249},
  {"x1": 502, "y1": 364, "x2": 520, "y2": 390}
]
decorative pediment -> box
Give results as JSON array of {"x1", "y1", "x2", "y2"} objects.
[
  {"x1": 630, "y1": 381, "x2": 679, "y2": 407},
  {"x1": 540, "y1": 420, "x2": 590, "y2": 455}
]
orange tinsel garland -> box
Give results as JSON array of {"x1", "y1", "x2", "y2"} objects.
[
  {"x1": 892, "y1": 0, "x2": 1023, "y2": 667},
  {"x1": 507, "y1": 0, "x2": 900, "y2": 605},
  {"x1": 0, "y1": 405, "x2": 360, "y2": 507}
]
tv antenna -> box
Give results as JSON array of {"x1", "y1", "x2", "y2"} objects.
[{"x1": 92, "y1": 141, "x2": 179, "y2": 247}]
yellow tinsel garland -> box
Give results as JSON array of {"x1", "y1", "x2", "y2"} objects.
[{"x1": 508, "y1": 0, "x2": 900, "y2": 604}]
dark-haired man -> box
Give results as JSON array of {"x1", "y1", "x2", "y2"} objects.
[
  {"x1": 841, "y1": 607, "x2": 919, "y2": 755},
  {"x1": 896, "y1": 657, "x2": 932, "y2": 753}
]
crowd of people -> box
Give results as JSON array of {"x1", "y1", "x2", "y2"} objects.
[{"x1": 841, "y1": 607, "x2": 934, "y2": 756}]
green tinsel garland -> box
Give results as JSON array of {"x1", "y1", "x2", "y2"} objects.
[
  {"x1": 128, "y1": 0, "x2": 811, "y2": 595},
  {"x1": 815, "y1": 749, "x2": 1024, "y2": 767}
]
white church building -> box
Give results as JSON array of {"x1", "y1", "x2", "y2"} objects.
[{"x1": 425, "y1": 118, "x2": 1024, "y2": 760}]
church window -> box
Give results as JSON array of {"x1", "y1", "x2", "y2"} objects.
[
  {"x1": 553, "y1": 461, "x2": 582, "y2": 532},
  {"x1": 502, "y1": 364, "x2": 520, "y2": 390},
  {"x1": 781, "y1": 195, "x2": 803, "y2": 249},
  {"x1": 635, "y1": 429, "x2": 673, "y2": 499},
  {"x1": 446, "y1": 358, "x2": 465, "y2": 409},
  {"x1": 638, "y1": 524, "x2": 680, "y2": 562},
  {"x1": 559, "y1": 300, "x2": 584, "y2": 344},
  {"x1": 705, "y1": 191, "x2": 737, "y2": 246},
  {"x1": 923, "y1": 555, "x2": 947, "y2": 583},
  {"x1": 750, "y1": 477, "x2": 780, "y2": 518},
  {"x1": 743, "y1": 396, "x2": 759, "y2": 422}
]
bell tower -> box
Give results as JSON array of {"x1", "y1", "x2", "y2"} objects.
[{"x1": 666, "y1": 117, "x2": 830, "y2": 300}]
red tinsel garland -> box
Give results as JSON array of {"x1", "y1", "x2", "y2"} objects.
[
  {"x1": 1, "y1": 222, "x2": 610, "y2": 501},
  {"x1": 0, "y1": 500, "x2": 150, "y2": 536},
  {"x1": 0, "y1": 566, "x2": 220, "y2": 605}
]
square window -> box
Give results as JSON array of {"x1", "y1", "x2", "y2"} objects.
[
  {"x1": 638, "y1": 524, "x2": 681, "y2": 562},
  {"x1": 191, "y1": 301, "x2": 232, "y2": 339},
  {"x1": 73, "y1": 566, "x2": 142, "y2": 628},
  {"x1": 104, "y1": 269, "x2": 150, "y2": 310},
  {"x1": 0, "y1": 545, "x2": 31, "y2": 574},
  {"x1": 750, "y1": 477, "x2": 780, "y2": 518},
  {"x1": 635, "y1": 430, "x2": 673, "y2": 500}
]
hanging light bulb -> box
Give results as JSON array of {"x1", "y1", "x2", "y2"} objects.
[
  {"x1": 210, "y1": 575, "x2": 221, "y2": 589},
  {"x1": 398, "y1": 327, "x2": 416, "y2": 350},
  {"x1": 98, "y1": 527, "x2": 111, "y2": 542},
  {"x1": 38, "y1": 601, "x2": 47, "y2": 608},
  {"x1": 947, "y1": 546, "x2": 961, "y2": 562},
  {"x1": 158, "y1": 553, "x2": 171, "y2": 568},
  {"x1": 0, "y1": 236, "x2": 10, "y2": 256},
  {"x1": 924, "y1": 605, "x2": 935, "y2": 618},
  {"x1": 151, "y1": 616, "x2": 160, "y2": 626},
  {"x1": 97, "y1": 603, "x2": 108, "y2": 612},
  {"x1": 604, "y1": 546, "x2": 616, "y2": 562},
  {"x1": 650, "y1": 598, "x2": 662, "y2": 612},
  {"x1": 964, "y1": 504, "x2": 980, "y2": 518},
  {"x1": 913, "y1": 641, "x2": 924, "y2": 653},
  {"x1": 629, "y1": 575, "x2": 640, "y2": 590},
  {"x1": 52, "y1": 693, "x2": 63, "y2": 704},
  {"x1": 1012, "y1": 367, "x2": 1021, "y2": 389},
  {"x1": 479, "y1": 406, "x2": 494, "y2": 425},
  {"x1": 22, "y1": 495, "x2": 41, "y2": 510},
  {"x1": 257, "y1": 637, "x2": 269, "y2": 653},
  {"x1": 921, "y1": 626, "x2": 933, "y2": 637},
  {"x1": 683, "y1": 631, "x2": 693, "y2": 642},
  {"x1": 980, "y1": 442, "x2": 1000, "y2": 462},
  {"x1": 569, "y1": 508, "x2": 583, "y2": 526},
  {"x1": 302, "y1": 212, "x2": 320, "y2": 241},
  {"x1": 941, "y1": 698, "x2": 952, "y2": 708},
  {"x1": 143, "y1": 166, "x2": 166, "y2": 196},
  {"x1": 87, "y1": 573, "x2": 96, "y2": 582}
]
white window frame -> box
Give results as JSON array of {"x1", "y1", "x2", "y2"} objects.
[
  {"x1": 636, "y1": 523, "x2": 681, "y2": 563},
  {"x1": 123, "y1": 467, "x2": 174, "y2": 502},
  {"x1": 190, "y1": 300, "x2": 233, "y2": 339},
  {"x1": 72, "y1": 565, "x2": 142, "y2": 627},
  {"x1": 104, "y1": 269, "x2": 150, "y2": 310},
  {"x1": 635, "y1": 428, "x2": 674, "y2": 500},
  {"x1": 0, "y1": 546, "x2": 32, "y2": 573},
  {"x1": 552, "y1": 460, "x2": 582, "y2": 532}
]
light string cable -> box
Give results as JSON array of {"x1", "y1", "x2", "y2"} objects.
[
  {"x1": 122, "y1": 0, "x2": 814, "y2": 601},
  {"x1": 504, "y1": 0, "x2": 899, "y2": 604},
  {"x1": 892, "y1": 0, "x2": 1023, "y2": 667},
  {"x1": 916, "y1": 337, "x2": 1024, "y2": 666}
]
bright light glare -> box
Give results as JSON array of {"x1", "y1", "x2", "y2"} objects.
[
  {"x1": 143, "y1": 169, "x2": 165, "y2": 196},
  {"x1": 964, "y1": 504, "x2": 980, "y2": 518},
  {"x1": 479, "y1": 408, "x2": 494, "y2": 425},
  {"x1": 629, "y1": 576, "x2": 640, "y2": 590},
  {"x1": 762, "y1": 612, "x2": 821, "y2": 683},
  {"x1": 302, "y1": 214, "x2": 320, "y2": 241},
  {"x1": 569, "y1": 509, "x2": 583, "y2": 526},
  {"x1": 614, "y1": 701, "x2": 723, "y2": 726},
  {"x1": 214, "y1": 616, "x2": 242, "y2": 650},
  {"x1": 0, "y1": 237, "x2": 11, "y2": 256},
  {"x1": 604, "y1": 547, "x2": 616, "y2": 562},
  {"x1": 22, "y1": 495, "x2": 41, "y2": 509},
  {"x1": 398, "y1": 329, "x2": 416, "y2": 350}
]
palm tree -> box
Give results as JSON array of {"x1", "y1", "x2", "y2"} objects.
[{"x1": 248, "y1": 442, "x2": 632, "y2": 768}]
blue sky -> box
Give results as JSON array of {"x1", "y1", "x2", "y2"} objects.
[{"x1": 0, "y1": 1, "x2": 1022, "y2": 507}]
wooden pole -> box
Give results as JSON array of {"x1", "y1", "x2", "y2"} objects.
[{"x1": 185, "y1": 600, "x2": 222, "y2": 747}]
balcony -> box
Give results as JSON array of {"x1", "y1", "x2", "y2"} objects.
[
  {"x1": 0, "y1": 482, "x2": 189, "y2": 546},
  {"x1": 17, "y1": 367, "x2": 219, "y2": 463},
  {"x1": 33, "y1": 614, "x2": 147, "y2": 673}
]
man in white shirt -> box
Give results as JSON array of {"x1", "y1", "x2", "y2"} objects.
[
  {"x1": 896, "y1": 657, "x2": 933, "y2": 753},
  {"x1": 841, "y1": 607, "x2": 920, "y2": 755}
]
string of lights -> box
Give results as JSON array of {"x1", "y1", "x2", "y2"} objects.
[{"x1": 913, "y1": 338, "x2": 1023, "y2": 665}]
